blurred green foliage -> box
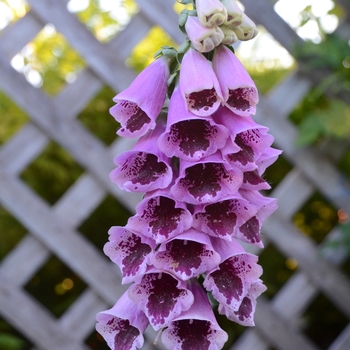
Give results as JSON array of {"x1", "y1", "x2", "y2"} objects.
[
  {"x1": 0, "y1": 0, "x2": 350, "y2": 349},
  {"x1": 292, "y1": 34, "x2": 350, "y2": 146}
]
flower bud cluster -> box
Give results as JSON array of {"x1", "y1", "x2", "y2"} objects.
[
  {"x1": 96, "y1": 2, "x2": 280, "y2": 349},
  {"x1": 186, "y1": 0, "x2": 258, "y2": 52}
]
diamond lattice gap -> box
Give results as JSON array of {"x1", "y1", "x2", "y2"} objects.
[
  {"x1": 24, "y1": 255, "x2": 87, "y2": 317},
  {"x1": 67, "y1": 0, "x2": 139, "y2": 43},
  {"x1": 10, "y1": 24, "x2": 86, "y2": 96},
  {"x1": 20, "y1": 141, "x2": 84, "y2": 205}
]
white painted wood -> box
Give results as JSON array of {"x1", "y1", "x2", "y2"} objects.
[{"x1": 0, "y1": 271, "x2": 90, "y2": 350}]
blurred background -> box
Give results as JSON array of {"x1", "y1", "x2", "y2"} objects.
[{"x1": 0, "y1": 0, "x2": 350, "y2": 349}]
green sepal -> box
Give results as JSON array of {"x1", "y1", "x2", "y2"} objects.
[
  {"x1": 178, "y1": 9, "x2": 189, "y2": 33},
  {"x1": 154, "y1": 46, "x2": 178, "y2": 60},
  {"x1": 176, "y1": 39, "x2": 190, "y2": 64}
]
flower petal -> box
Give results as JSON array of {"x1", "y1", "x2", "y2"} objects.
[
  {"x1": 193, "y1": 194, "x2": 257, "y2": 240},
  {"x1": 204, "y1": 239, "x2": 264, "y2": 314},
  {"x1": 96, "y1": 291, "x2": 148, "y2": 350},
  {"x1": 152, "y1": 228, "x2": 221, "y2": 280},
  {"x1": 219, "y1": 280, "x2": 267, "y2": 326},
  {"x1": 110, "y1": 125, "x2": 173, "y2": 192},
  {"x1": 161, "y1": 282, "x2": 228, "y2": 350},
  {"x1": 128, "y1": 271, "x2": 194, "y2": 331},
  {"x1": 104, "y1": 227, "x2": 155, "y2": 284},
  {"x1": 171, "y1": 153, "x2": 243, "y2": 205},
  {"x1": 158, "y1": 87, "x2": 229, "y2": 161},
  {"x1": 127, "y1": 191, "x2": 193, "y2": 244}
]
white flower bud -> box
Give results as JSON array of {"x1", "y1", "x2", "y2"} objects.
[
  {"x1": 221, "y1": 0, "x2": 243, "y2": 27},
  {"x1": 196, "y1": 0, "x2": 227, "y2": 27},
  {"x1": 185, "y1": 16, "x2": 224, "y2": 52},
  {"x1": 233, "y1": 12, "x2": 258, "y2": 41},
  {"x1": 220, "y1": 26, "x2": 239, "y2": 45}
]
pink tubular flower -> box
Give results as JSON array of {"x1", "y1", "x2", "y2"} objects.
[
  {"x1": 96, "y1": 291, "x2": 148, "y2": 350},
  {"x1": 213, "y1": 45, "x2": 259, "y2": 116},
  {"x1": 127, "y1": 189, "x2": 193, "y2": 244},
  {"x1": 221, "y1": 280, "x2": 266, "y2": 326},
  {"x1": 158, "y1": 87, "x2": 229, "y2": 161},
  {"x1": 152, "y1": 228, "x2": 221, "y2": 280},
  {"x1": 161, "y1": 281, "x2": 228, "y2": 350},
  {"x1": 237, "y1": 189, "x2": 278, "y2": 247},
  {"x1": 196, "y1": 0, "x2": 227, "y2": 27},
  {"x1": 170, "y1": 152, "x2": 243, "y2": 205},
  {"x1": 103, "y1": 226, "x2": 155, "y2": 284},
  {"x1": 214, "y1": 108, "x2": 274, "y2": 172},
  {"x1": 128, "y1": 270, "x2": 194, "y2": 331},
  {"x1": 185, "y1": 16, "x2": 224, "y2": 53},
  {"x1": 180, "y1": 47, "x2": 223, "y2": 116},
  {"x1": 192, "y1": 193, "x2": 257, "y2": 241},
  {"x1": 203, "y1": 238, "x2": 266, "y2": 326},
  {"x1": 109, "y1": 124, "x2": 173, "y2": 192},
  {"x1": 110, "y1": 56, "x2": 170, "y2": 138}
]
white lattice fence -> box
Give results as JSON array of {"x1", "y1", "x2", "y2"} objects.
[{"x1": 0, "y1": 0, "x2": 350, "y2": 349}]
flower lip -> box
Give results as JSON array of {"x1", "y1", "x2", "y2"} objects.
[
  {"x1": 103, "y1": 226, "x2": 155, "y2": 284},
  {"x1": 204, "y1": 239, "x2": 265, "y2": 323},
  {"x1": 96, "y1": 291, "x2": 148, "y2": 350},
  {"x1": 128, "y1": 269, "x2": 194, "y2": 331},
  {"x1": 170, "y1": 152, "x2": 243, "y2": 205},
  {"x1": 110, "y1": 56, "x2": 170, "y2": 138},
  {"x1": 158, "y1": 87, "x2": 229, "y2": 161},
  {"x1": 110, "y1": 124, "x2": 173, "y2": 192},
  {"x1": 179, "y1": 47, "x2": 223, "y2": 117},
  {"x1": 161, "y1": 281, "x2": 228, "y2": 350},
  {"x1": 127, "y1": 190, "x2": 193, "y2": 244},
  {"x1": 152, "y1": 228, "x2": 221, "y2": 280},
  {"x1": 192, "y1": 193, "x2": 257, "y2": 241}
]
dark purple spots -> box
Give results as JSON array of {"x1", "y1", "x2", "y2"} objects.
[
  {"x1": 166, "y1": 240, "x2": 206, "y2": 276},
  {"x1": 146, "y1": 273, "x2": 183, "y2": 326},
  {"x1": 119, "y1": 234, "x2": 151, "y2": 277},
  {"x1": 180, "y1": 163, "x2": 225, "y2": 201},
  {"x1": 119, "y1": 101, "x2": 150, "y2": 133},
  {"x1": 186, "y1": 88, "x2": 218, "y2": 112},
  {"x1": 228, "y1": 134, "x2": 255, "y2": 165},
  {"x1": 210, "y1": 259, "x2": 243, "y2": 304},
  {"x1": 243, "y1": 170, "x2": 265, "y2": 186},
  {"x1": 112, "y1": 319, "x2": 139, "y2": 350},
  {"x1": 172, "y1": 320, "x2": 211, "y2": 350},
  {"x1": 142, "y1": 197, "x2": 183, "y2": 239},
  {"x1": 239, "y1": 216, "x2": 260, "y2": 244},
  {"x1": 200, "y1": 200, "x2": 237, "y2": 237},
  {"x1": 170, "y1": 120, "x2": 213, "y2": 157},
  {"x1": 227, "y1": 88, "x2": 254, "y2": 111},
  {"x1": 234, "y1": 297, "x2": 253, "y2": 322},
  {"x1": 124, "y1": 152, "x2": 167, "y2": 186}
]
